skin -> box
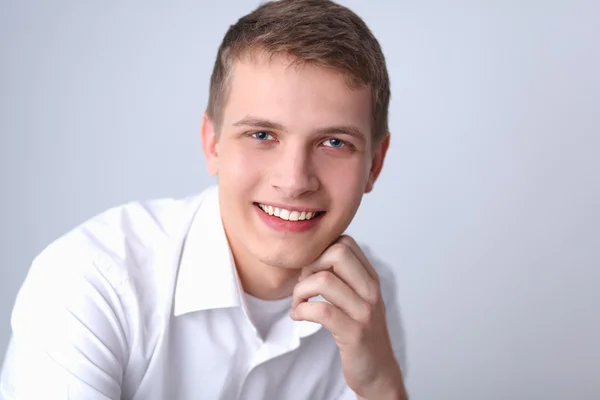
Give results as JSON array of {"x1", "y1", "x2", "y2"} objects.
[{"x1": 201, "y1": 53, "x2": 406, "y2": 399}]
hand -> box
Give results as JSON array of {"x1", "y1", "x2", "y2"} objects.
[{"x1": 291, "y1": 235, "x2": 406, "y2": 400}]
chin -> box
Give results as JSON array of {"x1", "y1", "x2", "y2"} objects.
[{"x1": 256, "y1": 246, "x2": 323, "y2": 270}]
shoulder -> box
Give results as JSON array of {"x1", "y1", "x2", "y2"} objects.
[
  {"x1": 3, "y1": 190, "x2": 212, "y2": 399},
  {"x1": 12, "y1": 189, "x2": 214, "y2": 330},
  {"x1": 30, "y1": 190, "x2": 207, "y2": 284}
]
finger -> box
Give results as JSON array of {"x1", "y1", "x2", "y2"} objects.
[
  {"x1": 300, "y1": 242, "x2": 368, "y2": 283},
  {"x1": 292, "y1": 270, "x2": 371, "y2": 322},
  {"x1": 336, "y1": 235, "x2": 380, "y2": 282},
  {"x1": 291, "y1": 300, "x2": 359, "y2": 339},
  {"x1": 301, "y1": 242, "x2": 380, "y2": 304}
]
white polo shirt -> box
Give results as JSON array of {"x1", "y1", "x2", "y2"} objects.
[{"x1": 0, "y1": 185, "x2": 406, "y2": 400}]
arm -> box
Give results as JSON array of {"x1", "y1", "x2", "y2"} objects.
[
  {"x1": 0, "y1": 250, "x2": 128, "y2": 399},
  {"x1": 336, "y1": 249, "x2": 408, "y2": 400},
  {"x1": 292, "y1": 236, "x2": 408, "y2": 400}
]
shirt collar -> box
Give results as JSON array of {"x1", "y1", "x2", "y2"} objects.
[
  {"x1": 173, "y1": 185, "x2": 242, "y2": 317},
  {"x1": 173, "y1": 185, "x2": 323, "y2": 338}
]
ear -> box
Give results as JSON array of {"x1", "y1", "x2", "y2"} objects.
[
  {"x1": 365, "y1": 133, "x2": 390, "y2": 193},
  {"x1": 201, "y1": 112, "x2": 219, "y2": 176}
]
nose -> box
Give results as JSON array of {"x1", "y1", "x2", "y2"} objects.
[{"x1": 270, "y1": 144, "x2": 319, "y2": 198}]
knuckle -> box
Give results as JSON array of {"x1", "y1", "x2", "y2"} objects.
[
  {"x1": 336, "y1": 235, "x2": 354, "y2": 247},
  {"x1": 365, "y1": 294, "x2": 379, "y2": 307},
  {"x1": 330, "y1": 242, "x2": 351, "y2": 260},
  {"x1": 356, "y1": 304, "x2": 374, "y2": 325},
  {"x1": 315, "y1": 302, "x2": 333, "y2": 320},
  {"x1": 317, "y1": 270, "x2": 335, "y2": 286},
  {"x1": 365, "y1": 283, "x2": 381, "y2": 305}
]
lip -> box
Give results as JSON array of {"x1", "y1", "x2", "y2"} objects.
[
  {"x1": 254, "y1": 201, "x2": 325, "y2": 213},
  {"x1": 254, "y1": 203, "x2": 325, "y2": 233}
]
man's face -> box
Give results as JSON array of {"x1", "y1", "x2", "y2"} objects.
[{"x1": 202, "y1": 54, "x2": 388, "y2": 270}]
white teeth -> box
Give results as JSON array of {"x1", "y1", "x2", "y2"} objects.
[{"x1": 258, "y1": 204, "x2": 321, "y2": 221}]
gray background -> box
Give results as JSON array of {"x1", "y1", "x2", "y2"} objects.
[{"x1": 1, "y1": 1, "x2": 599, "y2": 399}]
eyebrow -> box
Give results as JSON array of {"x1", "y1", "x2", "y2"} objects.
[
  {"x1": 232, "y1": 116, "x2": 366, "y2": 142},
  {"x1": 233, "y1": 116, "x2": 285, "y2": 132}
]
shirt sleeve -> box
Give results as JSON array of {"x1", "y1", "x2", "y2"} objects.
[
  {"x1": 0, "y1": 247, "x2": 129, "y2": 400},
  {"x1": 336, "y1": 247, "x2": 409, "y2": 400}
]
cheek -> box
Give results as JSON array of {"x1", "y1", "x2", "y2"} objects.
[
  {"x1": 318, "y1": 156, "x2": 371, "y2": 194},
  {"x1": 220, "y1": 143, "x2": 265, "y2": 183}
]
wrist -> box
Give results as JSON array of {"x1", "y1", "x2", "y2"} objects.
[
  {"x1": 375, "y1": 381, "x2": 407, "y2": 400},
  {"x1": 357, "y1": 368, "x2": 407, "y2": 400},
  {"x1": 357, "y1": 386, "x2": 406, "y2": 400}
]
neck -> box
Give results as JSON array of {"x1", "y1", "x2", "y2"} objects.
[{"x1": 234, "y1": 255, "x2": 299, "y2": 300}]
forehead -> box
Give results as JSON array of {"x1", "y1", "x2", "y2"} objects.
[{"x1": 222, "y1": 54, "x2": 372, "y2": 135}]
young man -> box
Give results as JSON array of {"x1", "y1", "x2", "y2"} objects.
[{"x1": 1, "y1": 0, "x2": 407, "y2": 399}]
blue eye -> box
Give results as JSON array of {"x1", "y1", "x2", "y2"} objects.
[
  {"x1": 323, "y1": 138, "x2": 345, "y2": 148},
  {"x1": 252, "y1": 131, "x2": 274, "y2": 141}
]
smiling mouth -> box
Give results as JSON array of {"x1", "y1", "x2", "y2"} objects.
[{"x1": 254, "y1": 203, "x2": 325, "y2": 221}]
